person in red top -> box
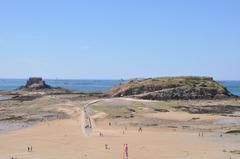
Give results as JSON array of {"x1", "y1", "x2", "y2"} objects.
[{"x1": 123, "y1": 144, "x2": 128, "y2": 159}]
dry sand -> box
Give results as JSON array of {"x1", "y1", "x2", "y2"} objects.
[{"x1": 0, "y1": 110, "x2": 239, "y2": 159}]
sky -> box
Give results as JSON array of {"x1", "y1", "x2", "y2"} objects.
[{"x1": 0, "y1": 0, "x2": 240, "y2": 80}]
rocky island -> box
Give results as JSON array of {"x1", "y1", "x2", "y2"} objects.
[
  {"x1": 110, "y1": 76, "x2": 235, "y2": 100},
  {"x1": 19, "y1": 77, "x2": 51, "y2": 90}
]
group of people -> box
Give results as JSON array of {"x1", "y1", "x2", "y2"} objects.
[
  {"x1": 198, "y1": 131, "x2": 204, "y2": 137},
  {"x1": 105, "y1": 144, "x2": 110, "y2": 150},
  {"x1": 199, "y1": 131, "x2": 226, "y2": 138},
  {"x1": 100, "y1": 122, "x2": 139, "y2": 159},
  {"x1": 10, "y1": 146, "x2": 32, "y2": 159}
]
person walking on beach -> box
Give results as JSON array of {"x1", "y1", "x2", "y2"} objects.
[
  {"x1": 125, "y1": 144, "x2": 128, "y2": 158},
  {"x1": 123, "y1": 144, "x2": 129, "y2": 159},
  {"x1": 138, "y1": 127, "x2": 142, "y2": 133},
  {"x1": 105, "y1": 144, "x2": 108, "y2": 150},
  {"x1": 28, "y1": 146, "x2": 33, "y2": 152}
]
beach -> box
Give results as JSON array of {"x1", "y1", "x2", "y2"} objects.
[
  {"x1": 0, "y1": 119, "x2": 237, "y2": 159},
  {"x1": 0, "y1": 96, "x2": 239, "y2": 159}
]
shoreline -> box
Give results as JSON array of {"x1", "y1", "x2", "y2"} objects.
[
  {"x1": 0, "y1": 79, "x2": 240, "y2": 96},
  {"x1": 0, "y1": 95, "x2": 11, "y2": 101}
]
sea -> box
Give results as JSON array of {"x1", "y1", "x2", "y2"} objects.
[
  {"x1": 0, "y1": 79, "x2": 240, "y2": 96},
  {"x1": 0, "y1": 79, "x2": 122, "y2": 92}
]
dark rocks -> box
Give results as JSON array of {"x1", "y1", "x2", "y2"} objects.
[
  {"x1": 19, "y1": 77, "x2": 51, "y2": 90},
  {"x1": 225, "y1": 129, "x2": 240, "y2": 134},
  {"x1": 153, "y1": 108, "x2": 169, "y2": 112},
  {"x1": 135, "y1": 86, "x2": 230, "y2": 100},
  {"x1": 12, "y1": 95, "x2": 41, "y2": 101},
  {"x1": 175, "y1": 105, "x2": 240, "y2": 114},
  {"x1": 0, "y1": 115, "x2": 25, "y2": 121}
]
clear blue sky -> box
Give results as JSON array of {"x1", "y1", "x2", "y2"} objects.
[{"x1": 0, "y1": 0, "x2": 239, "y2": 80}]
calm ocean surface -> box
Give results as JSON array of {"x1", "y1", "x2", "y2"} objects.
[
  {"x1": 0, "y1": 79, "x2": 240, "y2": 96},
  {"x1": 0, "y1": 79, "x2": 122, "y2": 92}
]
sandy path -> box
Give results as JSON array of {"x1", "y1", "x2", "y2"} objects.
[{"x1": 81, "y1": 100, "x2": 101, "y2": 136}]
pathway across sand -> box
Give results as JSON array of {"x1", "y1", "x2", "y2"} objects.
[{"x1": 81, "y1": 100, "x2": 101, "y2": 136}]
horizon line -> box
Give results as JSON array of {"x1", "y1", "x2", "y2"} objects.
[{"x1": 0, "y1": 77, "x2": 239, "y2": 81}]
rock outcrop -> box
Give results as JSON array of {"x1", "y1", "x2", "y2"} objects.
[
  {"x1": 109, "y1": 76, "x2": 235, "y2": 100},
  {"x1": 19, "y1": 77, "x2": 51, "y2": 90}
]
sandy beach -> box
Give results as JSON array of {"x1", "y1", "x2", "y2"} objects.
[{"x1": 0, "y1": 97, "x2": 239, "y2": 159}]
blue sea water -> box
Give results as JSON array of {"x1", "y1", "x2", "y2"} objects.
[
  {"x1": 0, "y1": 79, "x2": 122, "y2": 92},
  {"x1": 219, "y1": 81, "x2": 240, "y2": 96},
  {"x1": 0, "y1": 79, "x2": 239, "y2": 96}
]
